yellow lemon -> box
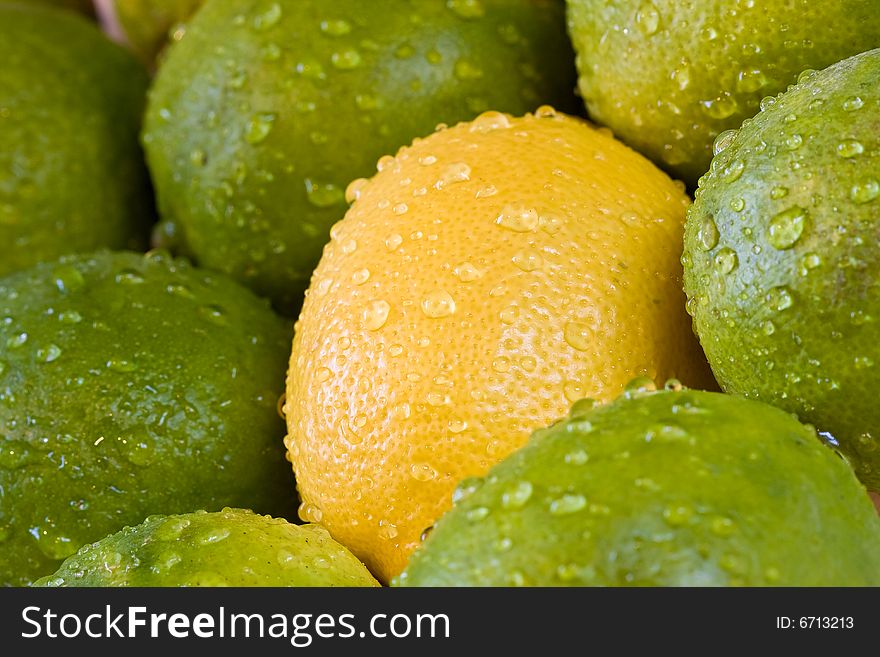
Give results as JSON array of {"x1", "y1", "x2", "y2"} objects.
[{"x1": 285, "y1": 108, "x2": 714, "y2": 582}]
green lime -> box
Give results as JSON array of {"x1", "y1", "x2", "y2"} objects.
[
  {"x1": 566, "y1": 0, "x2": 880, "y2": 184},
  {"x1": 683, "y1": 48, "x2": 880, "y2": 490},
  {"x1": 0, "y1": 3, "x2": 151, "y2": 277},
  {"x1": 34, "y1": 508, "x2": 379, "y2": 587},
  {"x1": 397, "y1": 388, "x2": 880, "y2": 586},
  {"x1": 0, "y1": 251, "x2": 294, "y2": 586}
]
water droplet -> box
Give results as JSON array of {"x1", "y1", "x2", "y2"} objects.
[
  {"x1": 625, "y1": 376, "x2": 657, "y2": 395},
  {"x1": 796, "y1": 68, "x2": 817, "y2": 84},
  {"x1": 520, "y1": 356, "x2": 537, "y2": 372},
  {"x1": 331, "y1": 49, "x2": 362, "y2": 69},
  {"x1": 426, "y1": 391, "x2": 450, "y2": 406},
  {"x1": 0, "y1": 440, "x2": 32, "y2": 469},
  {"x1": 378, "y1": 523, "x2": 399, "y2": 540},
  {"x1": 262, "y1": 42, "x2": 282, "y2": 61},
  {"x1": 664, "y1": 378, "x2": 683, "y2": 392},
  {"x1": 298, "y1": 502, "x2": 323, "y2": 523},
  {"x1": 6, "y1": 333, "x2": 27, "y2": 349},
  {"x1": 563, "y1": 380, "x2": 588, "y2": 403},
  {"x1": 106, "y1": 358, "x2": 137, "y2": 373},
  {"x1": 115, "y1": 269, "x2": 145, "y2": 285},
  {"x1": 189, "y1": 148, "x2": 207, "y2": 167},
  {"x1": 712, "y1": 129, "x2": 738, "y2": 156},
  {"x1": 800, "y1": 253, "x2": 821, "y2": 273},
  {"x1": 151, "y1": 549, "x2": 182, "y2": 575},
  {"x1": 549, "y1": 494, "x2": 587, "y2": 515},
  {"x1": 453, "y1": 262, "x2": 482, "y2": 282},
  {"x1": 58, "y1": 310, "x2": 82, "y2": 324},
  {"x1": 252, "y1": 2, "x2": 282, "y2": 30},
  {"x1": 764, "y1": 567, "x2": 781, "y2": 583},
  {"x1": 785, "y1": 134, "x2": 803, "y2": 150},
  {"x1": 837, "y1": 139, "x2": 864, "y2": 158},
  {"x1": 345, "y1": 178, "x2": 368, "y2": 203},
  {"x1": 245, "y1": 112, "x2": 276, "y2": 144},
  {"x1": 448, "y1": 419, "x2": 468, "y2": 433},
  {"x1": 710, "y1": 516, "x2": 736, "y2": 536},
  {"x1": 320, "y1": 19, "x2": 351, "y2": 36},
  {"x1": 697, "y1": 215, "x2": 719, "y2": 251},
  {"x1": 662, "y1": 504, "x2": 692, "y2": 526},
  {"x1": 635, "y1": 1, "x2": 660, "y2": 35},
  {"x1": 737, "y1": 67, "x2": 768, "y2": 92},
  {"x1": 854, "y1": 356, "x2": 874, "y2": 370},
  {"x1": 52, "y1": 265, "x2": 85, "y2": 293},
  {"x1": 447, "y1": 0, "x2": 484, "y2": 19},
  {"x1": 153, "y1": 517, "x2": 190, "y2": 542},
  {"x1": 765, "y1": 286, "x2": 794, "y2": 311},
  {"x1": 493, "y1": 536, "x2": 513, "y2": 552},
  {"x1": 36, "y1": 344, "x2": 62, "y2": 363},
  {"x1": 384, "y1": 233, "x2": 403, "y2": 251},
  {"x1": 410, "y1": 463, "x2": 437, "y2": 482},
  {"x1": 392, "y1": 202, "x2": 408, "y2": 215},
  {"x1": 767, "y1": 206, "x2": 807, "y2": 249},
  {"x1": 501, "y1": 481, "x2": 533, "y2": 509},
  {"x1": 434, "y1": 162, "x2": 471, "y2": 189},
  {"x1": 671, "y1": 61, "x2": 690, "y2": 90},
  {"x1": 305, "y1": 178, "x2": 344, "y2": 208},
  {"x1": 352, "y1": 268, "x2": 371, "y2": 285},
  {"x1": 495, "y1": 205, "x2": 539, "y2": 232},
  {"x1": 361, "y1": 300, "x2": 390, "y2": 331},
  {"x1": 475, "y1": 184, "x2": 498, "y2": 199},
  {"x1": 701, "y1": 93, "x2": 738, "y2": 119},
  {"x1": 275, "y1": 549, "x2": 298, "y2": 568},
  {"x1": 314, "y1": 277, "x2": 333, "y2": 297},
  {"x1": 770, "y1": 186, "x2": 789, "y2": 200},
  {"x1": 389, "y1": 42, "x2": 414, "y2": 60},
  {"x1": 469, "y1": 111, "x2": 510, "y2": 133},
  {"x1": 564, "y1": 449, "x2": 589, "y2": 465},
  {"x1": 719, "y1": 553, "x2": 747, "y2": 575},
  {"x1": 564, "y1": 321, "x2": 593, "y2": 351},
  {"x1": 195, "y1": 526, "x2": 230, "y2": 546},
  {"x1": 722, "y1": 159, "x2": 745, "y2": 183},
  {"x1": 498, "y1": 305, "x2": 519, "y2": 325},
  {"x1": 315, "y1": 367, "x2": 331, "y2": 383},
  {"x1": 512, "y1": 249, "x2": 543, "y2": 272},
  {"x1": 198, "y1": 304, "x2": 227, "y2": 326},
  {"x1": 30, "y1": 525, "x2": 78, "y2": 561},
  {"x1": 421, "y1": 290, "x2": 456, "y2": 318},
  {"x1": 729, "y1": 197, "x2": 745, "y2": 212},
  {"x1": 759, "y1": 96, "x2": 777, "y2": 112},
  {"x1": 850, "y1": 179, "x2": 879, "y2": 204},
  {"x1": 466, "y1": 507, "x2": 490, "y2": 521},
  {"x1": 492, "y1": 356, "x2": 511, "y2": 373},
  {"x1": 295, "y1": 58, "x2": 326, "y2": 80},
  {"x1": 454, "y1": 59, "x2": 483, "y2": 80},
  {"x1": 762, "y1": 320, "x2": 776, "y2": 336},
  {"x1": 843, "y1": 96, "x2": 864, "y2": 112},
  {"x1": 452, "y1": 476, "x2": 483, "y2": 504},
  {"x1": 418, "y1": 154, "x2": 437, "y2": 166},
  {"x1": 166, "y1": 283, "x2": 194, "y2": 299}
]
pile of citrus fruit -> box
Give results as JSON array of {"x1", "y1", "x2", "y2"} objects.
[{"x1": 2, "y1": 0, "x2": 878, "y2": 588}]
